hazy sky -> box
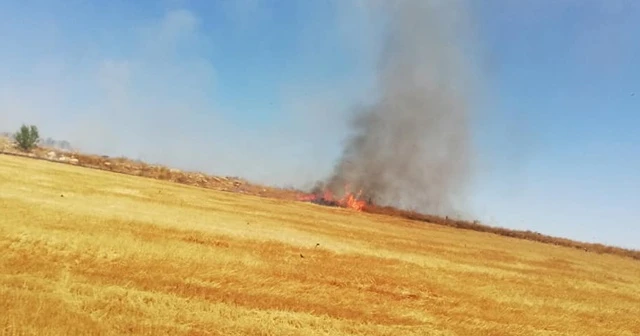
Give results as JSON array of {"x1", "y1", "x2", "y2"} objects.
[{"x1": 1, "y1": 0, "x2": 638, "y2": 249}]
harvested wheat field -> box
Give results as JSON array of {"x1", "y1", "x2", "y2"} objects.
[{"x1": 1, "y1": 154, "x2": 639, "y2": 336}]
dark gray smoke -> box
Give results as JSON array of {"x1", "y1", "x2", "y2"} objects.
[{"x1": 320, "y1": 0, "x2": 476, "y2": 215}]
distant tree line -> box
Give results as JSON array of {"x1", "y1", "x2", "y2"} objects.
[{"x1": 4, "y1": 123, "x2": 73, "y2": 152}]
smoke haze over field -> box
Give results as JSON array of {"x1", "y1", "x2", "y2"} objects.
[
  {"x1": 0, "y1": 0, "x2": 480, "y2": 216},
  {"x1": 0, "y1": 2, "x2": 378, "y2": 187},
  {"x1": 322, "y1": 0, "x2": 477, "y2": 215}
]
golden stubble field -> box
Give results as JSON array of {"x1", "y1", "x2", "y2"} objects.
[{"x1": 1, "y1": 154, "x2": 639, "y2": 336}]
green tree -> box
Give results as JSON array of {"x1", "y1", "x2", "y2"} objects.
[{"x1": 14, "y1": 124, "x2": 40, "y2": 151}]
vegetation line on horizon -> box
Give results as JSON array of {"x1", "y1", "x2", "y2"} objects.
[{"x1": 1, "y1": 123, "x2": 639, "y2": 260}]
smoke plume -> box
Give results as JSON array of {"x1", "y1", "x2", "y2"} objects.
[{"x1": 321, "y1": 0, "x2": 476, "y2": 215}]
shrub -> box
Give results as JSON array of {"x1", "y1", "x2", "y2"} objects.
[{"x1": 14, "y1": 124, "x2": 40, "y2": 151}]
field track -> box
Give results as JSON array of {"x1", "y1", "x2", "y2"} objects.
[{"x1": 1, "y1": 154, "x2": 639, "y2": 335}]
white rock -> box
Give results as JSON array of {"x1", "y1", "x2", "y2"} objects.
[{"x1": 69, "y1": 158, "x2": 79, "y2": 164}]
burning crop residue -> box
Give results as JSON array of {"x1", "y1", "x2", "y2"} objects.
[
  {"x1": 301, "y1": 0, "x2": 475, "y2": 216},
  {"x1": 298, "y1": 184, "x2": 367, "y2": 211}
]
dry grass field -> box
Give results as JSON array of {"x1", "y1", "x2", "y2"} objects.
[{"x1": 1, "y1": 154, "x2": 639, "y2": 336}]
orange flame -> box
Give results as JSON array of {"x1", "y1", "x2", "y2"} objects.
[
  {"x1": 342, "y1": 192, "x2": 366, "y2": 211},
  {"x1": 298, "y1": 184, "x2": 367, "y2": 211}
]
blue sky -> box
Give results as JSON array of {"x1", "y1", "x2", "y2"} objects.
[{"x1": 1, "y1": 0, "x2": 638, "y2": 249}]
